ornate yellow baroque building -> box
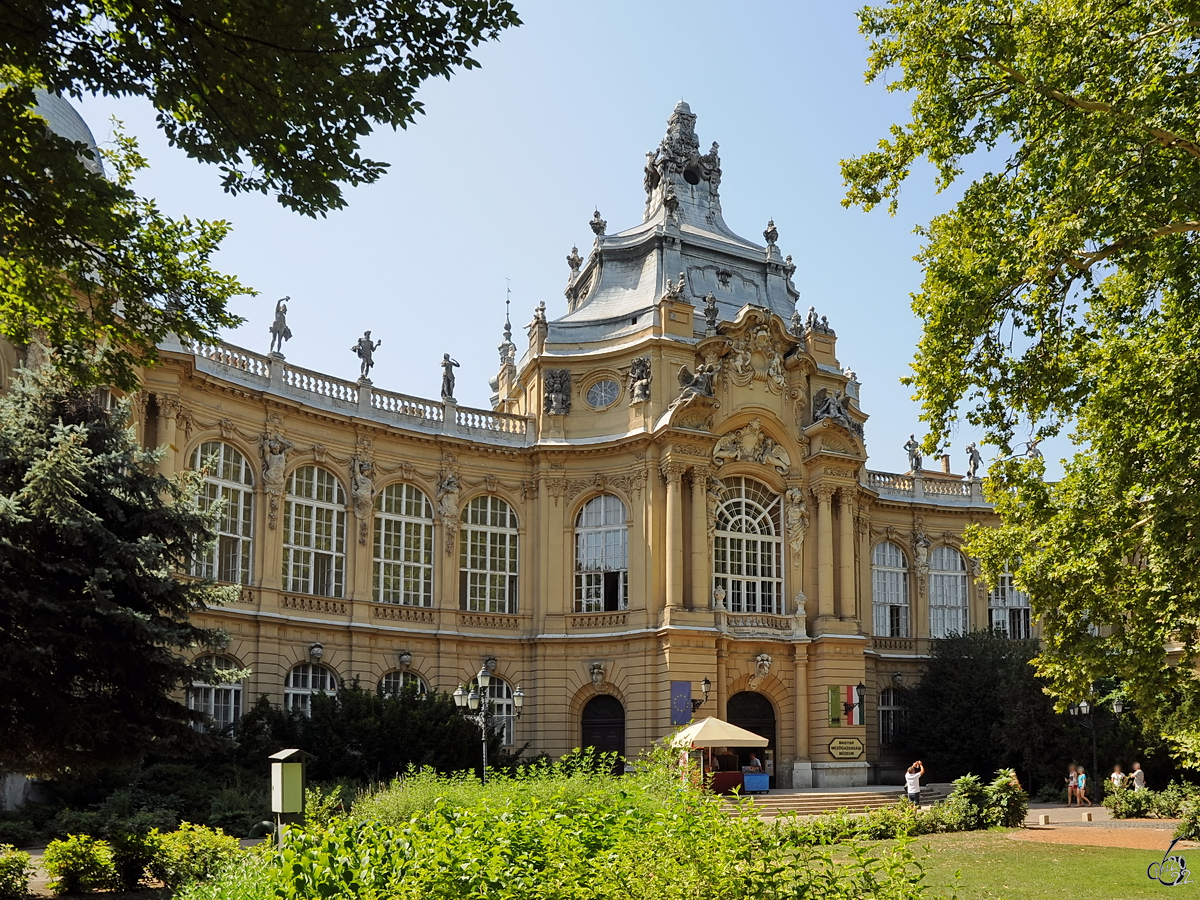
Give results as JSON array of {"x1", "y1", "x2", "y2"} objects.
[{"x1": 12, "y1": 102, "x2": 1037, "y2": 787}]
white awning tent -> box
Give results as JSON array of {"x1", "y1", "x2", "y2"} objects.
[{"x1": 667, "y1": 717, "x2": 769, "y2": 749}]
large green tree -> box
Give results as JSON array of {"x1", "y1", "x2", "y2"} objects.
[
  {"x1": 0, "y1": 368, "x2": 233, "y2": 774},
  {"x1": 844, "y1": 0, "x2": 1200, "y2": 762},
  {"x1": 1, "y1": 0, "x2": 519, "y2": 388}
]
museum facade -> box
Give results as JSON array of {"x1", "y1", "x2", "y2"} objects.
[{"x1": 8, "y1": 103, "x2": 1035, "y2": 787}]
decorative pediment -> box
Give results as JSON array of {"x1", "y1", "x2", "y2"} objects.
[
  {"x1": 803, "y1": 413, "x2": 866, "y2": 460},
  {"x1": 700, "y1": 306, "x2": 800, "y2": 395}
]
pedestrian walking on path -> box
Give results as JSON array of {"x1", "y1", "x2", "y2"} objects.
[
  {"x1": 1066, "y1": 763, "x2": 1079, "y2": 806},
  {"x1": 1077, "y1": 766, "x2": 1093, "y2": 806}
]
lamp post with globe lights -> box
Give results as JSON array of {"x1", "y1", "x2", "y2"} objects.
[
  {"x1": 453, "y1": 664, "x2": 525, "y2": 785},
  {"x1": 1069, "y1": 696, "x2": 1124, "y2": 803}
]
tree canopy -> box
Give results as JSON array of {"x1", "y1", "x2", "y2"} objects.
[
  {"x1": 0, "y1": 368, "x2": 233, "y2": 774},
  {"x1": 1, "y1": 0, "x2": 519, "y2": 388},
  {"x1": 844, "y1": 0, "x2": 1200, "y2": 762}
]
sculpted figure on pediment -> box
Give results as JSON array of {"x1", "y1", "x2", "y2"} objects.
[{"x1": 712, "y1": 418, "x2": 791, "y2": 475}]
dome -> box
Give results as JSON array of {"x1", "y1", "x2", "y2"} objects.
[{"x1": 32, "y1": 89, "x2": 104, "y2": 176}]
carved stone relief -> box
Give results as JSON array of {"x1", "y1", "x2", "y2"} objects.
[
  {"x1": 785, "y1": 487, "x2": 809, "y2": 563},
  {"x1": 260, "y1": 419, "x2": 294, "y2": 530},
  {"x1": 544, "y1": 369, "x2": 572, "y2": 415},
  {"x1": 712, "y1": 418, "x2": 790, "y2": 474},
  {"x1": 436, "y1": 458, "x2": 461, "y2": 556}
]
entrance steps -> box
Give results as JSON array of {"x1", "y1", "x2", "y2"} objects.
[{"x1": 724, "y1": 785, "x2": 947, "y2": 819}]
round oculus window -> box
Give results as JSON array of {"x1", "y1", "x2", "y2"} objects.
[{"x1": 586, "y1": 379, "x2": 619, "y2": 409}]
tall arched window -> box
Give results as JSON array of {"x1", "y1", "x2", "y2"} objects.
[
  {"x1": 374, "y1": 483, "x2": 435, "y2": 605},
  {"x1": 929, "y1": 546, "x2": 969, "y2": 637},
  {"x1": 379, "y1": 670, "x2": 427, "y2": 696},
  {"x1": 471, "y1": 675, "x2": 516, "y2": 745},
  {"x1": 193, "y1": 442, "x2": 253, "y2": 584},
  {"x1": 283, "y1": 467, "x2": 346, "y2": 597},
  {"x1": 872, "y1": 542, "x2": 910, "y2": 637},
  {"x1": 879, "y1": 687, "x2": 903, "y2": 749},
  {"x1": 989, "y1": 568, "x2": 1032, "y2": 638},
  {"x1": 284, "y1": 662, "x2": 337, "y2": 715},
  {"x1": 188, "y1": 655, "x2": 243, "y2": 733},
  {"x1": 712, "y1": 477, "x2": 783, "y2": 614},
  {"x1": 459, "y1": 496, "x2": 519, "y2": 614},
  {"x1": 574, "y1": 494, "x2": 628, "y2": 612}
]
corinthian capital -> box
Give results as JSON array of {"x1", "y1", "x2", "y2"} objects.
[
  {"x1": 811, "y1": 484, "x2": 837, "y2": 504},
  {"x1": 660, "y1": 461, "x2": 688, "y2": 485}
]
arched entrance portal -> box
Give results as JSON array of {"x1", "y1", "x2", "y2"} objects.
[
  {"x1": 727, "y1": 691, "x2": 777, "y2": 786},
  {"x1": 581, "y1": 695, "x2": 626, "y2": 773}
]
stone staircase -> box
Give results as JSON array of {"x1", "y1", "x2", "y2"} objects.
[{"x1": 724, "y1": 785, "x2": 948, "y2": 819}]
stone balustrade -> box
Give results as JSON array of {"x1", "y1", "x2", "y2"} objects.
[
  {"x1": 866, "y1": 469, "x2": 986, "y2": 507},
  {"x1": 185, "y1": 339, "x2": 532, "y2": 446}
]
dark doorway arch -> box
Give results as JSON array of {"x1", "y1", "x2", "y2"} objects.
[
  {"x1": 581, "y1": 694, "x2": 626, "y2": 773},
  {"x1": 727, "y1": 691, "x2": 778, "y2": 785}
]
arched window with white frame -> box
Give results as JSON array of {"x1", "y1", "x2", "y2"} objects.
[
  {"x1": 188, "y1": 655, "x2": 243, "y2": 733},
  {"x1": 459, "y1": 496, "x2": 519, "y2": 614},
  {"x1": 471, "y1": 675, "x2": 516, "y2": 745},
  {"x1": 378, "y1": 670, "x2": 427, "y2": 696},
  {"x1": 283, "y1": 466, "x2": 346, "y2": 597},
  {"x1": 192, "y1": 441, "x2": 253, "y2": 584},
  {"x1": 374, "y1": 483, "x2": 435, "y2": 605},
  {"x1": 574, "y1": 494, "x2": 628, "y2": 612},
  {"x1": 872, "y1": 541, "x2": 910, "y2": 637},
  {"x1": 712, "y1": 477, "x2": 784, "y2": 614},
  {"x1": 284, "y1": 662, "x2": 337, "y2": 715},
  {"x1": 989, "y1": 568, "x2": 1032, "y2": 638},
  {"x1": 929, "y1": 546, "x2": 969, "y2": 637}
]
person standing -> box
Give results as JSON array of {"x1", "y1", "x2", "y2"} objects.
[
  {"x1": 1110, "y1": 765, "x2": 1126, "y2": 789},
  {"x1": 905, "y1": 760, "x2": 925, "y2": 805},
  {"x1": 1132, "y1": 761, "x2": 1146, "y2": 791},
  {"x1": 1077, "y1": 766, "x2": 1093, "y2": 806},
  {"x1": 1066, "y1": 763, "x2": 1078, "y2": 806}
]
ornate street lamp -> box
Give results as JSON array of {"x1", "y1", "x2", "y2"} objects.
[
  {"x1": 691, "y1": 677, "x2": 712, "y2": 713},
  {"x1": 1068, "y1": 695, "x2": 1124, "y2": 802},
  {"x1": 453, "y1": 667, "x2": 525, "y2": 785}
]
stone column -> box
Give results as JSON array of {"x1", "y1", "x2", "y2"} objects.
[
  {"x1": 156, "y1": 395, "x2": 181, "y2": 478},
  {"x1": 716, "y1": 643, "x2": 728, "y2": 720},
  {"x1": 689, "y1": 466, "x2": 711, "y2": 610},
  {"x1": 662, "y1": 462, "x2": 686, "y2": 609},
  {"x1": 813, "y1": 485, "x2": 836, "y2": 619},
  {"x1": 793, "y1": 647, "x2": 810, "y2": 758},
  {"x1": 838, "y1": 487, "x2": 856, "y2": 620}
]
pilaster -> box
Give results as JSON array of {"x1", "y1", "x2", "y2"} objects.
[{"x1": 661, "y1": 461, "x2": 687, "y2": 609}]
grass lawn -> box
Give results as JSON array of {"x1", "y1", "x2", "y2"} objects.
[{"x1": 912, "y1": 830, "x2": 1198, "y2": 899}]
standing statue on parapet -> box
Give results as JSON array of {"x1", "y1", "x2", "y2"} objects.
[
  {"x1": 269, "y1": 297, "x2": 292, "y2": 355},
  {"x1": 904, "y1": 434, "x2": 923, "y2": 473},
  {"x1": 441, "y1": 353, "x2": 460, "y2": 401},
  {"x1": 351, "y1": 331, "x2": 382, "y2": 380},
  {"x1": 1025, "y1": 438, "x2": 1043, "y2": 460},
  {"x1": 966, "y1": 442, "x2": 984, "y2": 480},
  {"x1": 703, "y1": 291, "x2": 719, "y2": 334}
]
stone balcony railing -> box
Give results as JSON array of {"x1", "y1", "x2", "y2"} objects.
[
  {"x1": 865, "y1": 469, "x2": 988, "y2": 507},
  {"x1": 187, "y1": 339, "x2": 533, "y2": 447}
]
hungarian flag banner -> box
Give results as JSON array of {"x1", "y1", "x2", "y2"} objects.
[{"x1": 842, "y1": 685, "x2": 861, "y2": 726}]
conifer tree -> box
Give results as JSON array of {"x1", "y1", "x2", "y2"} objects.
[{"x1": 0, "y1": 367, "x2": 233, "y2": 774}]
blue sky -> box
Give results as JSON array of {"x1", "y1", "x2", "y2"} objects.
[{"x1": 76, "y1": 1, "x2": 1025, "y2": 476}]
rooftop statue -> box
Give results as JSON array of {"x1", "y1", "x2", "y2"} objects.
[
  {"x1": 966, "y1": 442, "x2": 984, "y2": 480},
  {"x1": 351, "y1": 330, "x2": 382, "y2": 381},
  {"x1": 441, "y1": 353, "x2": 460, "y2": 402},
  {"x1": 269, "y1": 297, "x2": 292, "y2": 356},
  {"x1": 904, "y1": 434, "x2": 923, "y2": 473}
]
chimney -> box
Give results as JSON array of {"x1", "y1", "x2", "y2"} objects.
[{"x1": 940, "y1": 455, "x2": 951, "y2": 474}]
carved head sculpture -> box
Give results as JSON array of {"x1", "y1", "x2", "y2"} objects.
[
  {"x1": 755, "y1": 653, "x2": 772, "y2": 678},
  {"x1": 588, "y1": 662, "x2": 604, "y2": 686}
]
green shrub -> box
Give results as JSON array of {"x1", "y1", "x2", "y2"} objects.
[
  {"x1": 174, "y1": 851, "x2": 276, "y2": 900},
  {"x1": 148, "y1": 823, "x2": 242, "y2": 889},
  {"x1": 0, "y1": 823, "x2": 35, "y2": 850},
  {"x1": 207, "y1": 788, "x2": 268, "y2": 838},
  {"x1": 985, "y1": 769, "x2": 1028, "y2": 828},
  {"x1": 1104, "y1": 784, "x2": 1154, "y2": 819},
  {"x1": 1151, "y1": 781, "x2": 1200, "y2": 818},
  {"x1": 0, "y1": 845, "x2": 32, "y2": 900},
  {"x1": 109, "y1": 830, "x2": 161, "y2": 891},
  {"x1": 938, "y1": 774, "x2": 988, "y2": 831},
  {"x1": 42, "y1": 835, "x2": 116, "y2": 894},
  {"x1": 1176, "y1": 799, "x2": 1200, "y2": 841},
  {"x1": 1033, "y1": 783, "x2": 1065, "y2": 804}
]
